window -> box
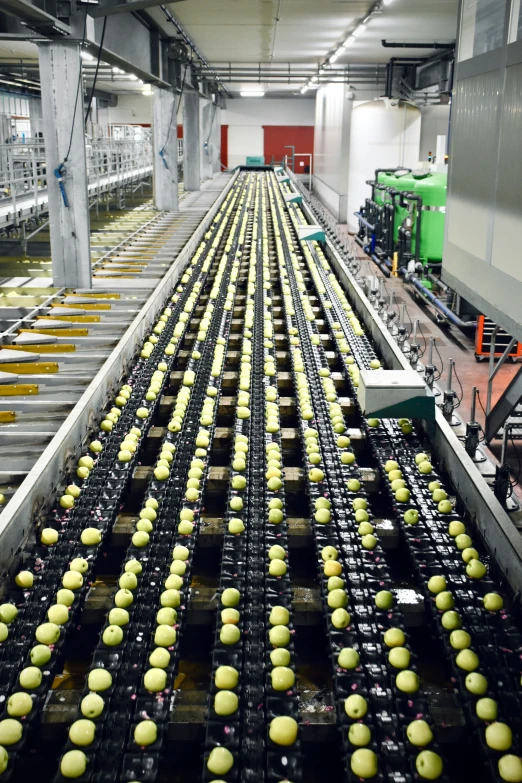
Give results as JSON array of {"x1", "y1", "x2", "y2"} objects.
[{"x1": 459, "y1": 0, "x2": 508, "y2": 61}]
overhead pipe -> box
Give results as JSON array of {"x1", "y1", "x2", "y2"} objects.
[
  {"x1": 385, "y1": 58, "x2": 423, "y2": 98},
  {"x1": 382, "y1": 40, "x2": 455, "y2": 49}
]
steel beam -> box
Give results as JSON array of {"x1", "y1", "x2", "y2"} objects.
[
  {"x1": 89, "y1": 0, "x2": 186, "y2": 17},
  {"x1": 38, "y1": 40, "x2": 91, "y2": 289},
  {"x1": 0, "y1": 0, "x2": 70, "y2": 36},
  {"x1": 153, "y1": 86, "x2": 178, "y2": 211}
]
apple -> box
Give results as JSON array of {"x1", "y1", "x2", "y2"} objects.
[
  {"x1": 125, "y1": 559, "x2": 142, "y2": 575},
  {"x1": 173, "y1": 545, "x2": 189, "y2": 561},
  {"x1": 484, "y1": 593, "x2": 503, "y2": 611},
  {"x1": 404, "y1": 509, "x2": 419, "y2": 525},
  {"x1": 88, "y1": 668, "x2": 112, "y2": 693},
  {"x1": 207, "y1": 747, "x2": 234, "y2": 775},
  {"x1": 331, "y1": 608, "x2": 350, "y2": 628},
  {"x1": 462, "y1": 548, "x2": 479, "y2": 563},
  {"x1": 415, "y1": 453, "x2": 429, "y2": 465},
  {"x1": 155, "y1": 625, "x2": 176, "y2": 647},
  {"x1": 19, "y1": 666, "x2": 42, "y2": 690},
  {"x1": 427, "y1": 575, "x2": 446, "y2": 594},
  {"x1": 345, "y1": 694, "x2": 367, "y2": 718},
  {"x1": 328, "y1": 589, "x2": 348, "y2": 609},
  {"x1": 269, "y1": 606, "x2": 290, "y2": 626},
  {"x1": 222, "y1": 588, "x2": 240, "y2": 607},
  {"x1": 367, "y1": 418, "x2": 380, "y2": 428},
  {"x1": 338, "y1": 648, "x2": 359, "y2": 669},
  {"x1": 435, "y1": 591, "x2": 454, "y2": 611},
  {"x1": 62, "y1": 571, "x2": 83, "y2": 590},
  {"x1": 498, "y1": 755, "x2": 522, "y2": 782},
  {"x1": 0, "y1": 747, "x2": 7, "y2": 775},
  {"x1": 0, "y1": 604, "x2": 17, "y2": 624},
  {"x1": 7, "y1": 692, "x2": 32, "y2": 717},
  {"x1": 407, "y1": 720, "x2": 433, "y2": 747},
  {"x1": 321, "y1": 546, "x2": 338, "y2": 562},
  {"x1": 418, "y1": 461, "x2": 432, "y2": 474},
  {"x1": 388, "y1": 647, "x2": 411, "y2": 669},
  {"x1": 361, "y1": 534, "x2": 377, "y2": 550},
  {"x1": 428, "y1": 480, "x2": 441, "y2": 492},
  {"x1": 103, "y1": 625, "x2": 123, "y2": 647},
  {"x1": 324, "y1": 561, "x2": 342, "y2": 577},
  {"x1": 214, "y1": 690, "x2": 239, "y2": 715},
  {"x1": 466, "y1": 560, "x2": 486, "y2": 579},
  {"x1": 395, "y1": 488, "x2": 411, "y2": 503},
  {"x1": 0, "y1": 623, "x2": 7, "y2": 642},
  {"x1": 448, "y1": 521, "x2": 465, "y2": 537},
  {"x1": 35, "y1": 622, "x2": 60, "y2": 645},
  {"x1": 384, "y1": 627, "x2": 406, "y2": 647},
  {"x1": 134, "y1": 720, "x2": 157, "y2": 746},
  {"x1": 375, "y1": 590, "x2": 393, "y2": 610},
  {"x1": 30, "y1": 645, "x2": 51, "y2": 667},
  {"x1": 432, "y1": 489, "x2": 447, "y2": 503},
  {"x1": 456, "y1": 649, "x2": 479, "y2": 671},
  {"x1": 353, "y1": 498, "x2": 368, "y2": 511},
  {"x1": 450, "y1": 630, "x2": 471, "y2": 650},
  {"x1": 0, "y1": 718, "x2": 22, "y2": 745},
  {"x1": 385, "y1": 460, "x2": 400, "y2": 473},
  {"x1": 455, "y1": 534, "x2": 472, "y2": 551},
  {"x1": 358, "y1": 522, "x2": 374, "y2": 536},
  {"x1": 396, "y1": 670, "x2": 419, "y2": 693},
  {"x1": 349, "y1": 723, "x2": 371, "y2": 747},
  {"x1": 41, "y1": 528, "x2": 59, "y2": 546},
  {"x1": 81, "y1": 528, "x2": 102, "y2": 546},
  {"x1": 220, "y1": 625, "x2": 240, "y2": 645},
  {"x1": 61, "y1": 750, "x2": 87, "y2": 779},
  {"x1": 351, "y1": 748, "x2": 378, "y2": 779},
  {"x1": 144, "y1": 668, "x2": 167, "y2": 693},
  {"x1": 269, "y1": 559, "x2": 287, "y2": 577},
  {"x1": 270, "y1": 648, "x2": 291, "y2": 667},
  {"x1": 69, "y1": 719, "x2": 96, "y2": 747},
  {"x1": 48, "y1": 604, "x2": 69, "y2": 625},
  {"x1": 81, "y1": 693, "x2": 104, "y2": 718},
  {"x1": 221, "y1": 608, "x2": 240, "y2": 625},
  {"x1": 465, "y1": 672, "x2": 488, "y2": 695},
  {"x1": 441, "y1": 611, "x2": 461, "y2": 630},
  {"x1": 269, "y1": 625, "x2": 291, "y2": 647},
  {"x1": 269, "y1": 716, "x2": 298, "y2": 746},
  {"x1": 486, "y1": 722, "x2": 512, "y2": 751},
  {"x1": 348, "y1": 479, "x2": 361, "y2": 492},
  {"x1": 476, "y1": 697, "x2": 497, "y2": 721},
  {"x1": 438, "y1": 500, "x2": 453, "y2": 514},
  {"x1": 15, "y1": 571, "x2": 33, "y2": 589},
  {"x1": 59, "y1": 495, "x2": 75, "y2": 510},
  {"x1": 271, "y1": 667, "x2": 295, "y2": 691},
  {"x1": 416, "y1": 750, "x2": 443, "y2": 780}
]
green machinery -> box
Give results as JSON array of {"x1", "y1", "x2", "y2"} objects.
[{"x1": 357, "y1": 168, "x2": 447, "y2": 270}]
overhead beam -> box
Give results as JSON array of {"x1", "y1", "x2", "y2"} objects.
[
  {"x1": 89, "y1": 0, "x2": 186, "y2": 18},
  {"x1": 0, "y1": 0, "x2": 70, "y2": 36}
]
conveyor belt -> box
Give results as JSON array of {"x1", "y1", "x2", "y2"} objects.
[{"x1": 0, "y1": 169, "x2": 520, "y2": 783}]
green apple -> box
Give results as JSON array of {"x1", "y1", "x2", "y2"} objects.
[
  {"x1": 338, "y1": 648, "x2": 359, "y2": 669},
  {"x1": 367, "y1": 418, "x2": 380, "y2": 428},
  {"x1": 353, "y1": 498, "x2": 368, "y2": 511},
  {"x1": 456, "y1": 649, "x2": 479, "y2": 671},
  {"x1": 35, "y1": 622, "x2": 60, "y2": 645},
  {"x1": 15, "y1": 571, "x2": 33, "y2": 589},
  {"x1": 375, "y1": 590, "x2": 393, "y2": 609},
  {"x1": 19, "y1": 666, "x2": 42, "y2": 690},
  {"x1": 134, "y1": 720, "x2": 157, "y2": 746},
  {"x1": 215, "y1": 666, "x2": 238, "y2": 690},
  {"x1": 351, "y1": 748, "x2": 378, "y2": 779},
  {"x1": 441, "y1": 611, "x2": 461, "y2": 630},
  {"x1": 125, "y1": 559, "x2": 142, "y2": 575},
  {"x1": 214, "y1": 690, "x2": 239, "y2": 715},
  {"x1": 476, "y1": 697, "x2": 497, "y2": 721},
  {"x1": 396, "y1": 670, "x2": 419, "y2": 693},
  {"x1": 435, "y1": 591, "x2": 454, "y2": 611},
  {"x1": 466, "y1": 560, "x2": 486, "y2": 579},
  {"x1": 328, "y1": 589, "x2": 348, "y2": 609},
  {"x1": 48, "y1": 604, "x2": 69, "y2": 625},
  {"x1": 321, "y1": 546, "x2": 338, "y2": 562},
  {"x1": 269, "y1": 606, "x2": 290, "y2": 626},
  {"x1": 61, "y1": 750, "x2": 87, "y2": 779},
  {"x1": 269, "y1": 715, "x2": 298, "y2": 746},
  {"x1": 450, "y1": 630, "x2": 471, "y2": 650},
  {"x1": 448, "y1": 521, "x2": 465, "y2": 537},
  {"x1": 391, "y1": 479, "x2": 406, "y2": 491},
  {"x1": 455, "y1": 534, "x2": 472, "y2": 551},
  {"x1": 69, "y1": 719, "x2": 96, "y2": 747},
  {"x1": 7, "y1": 692, "x2": 33, "y2": 717},
  {"x1": 81, "y1": 693, "x2": 104, "y2": 718},
  {"x1": 144, "y1": 668, "x2": 167, "y2": 693},
  {"x1": 207, "y1": 747, "x2": 234, "y2": 775},
  {"x1": 407, "y1": 719, "x2": 433, "y2": 747},
  {"x1": 271, "y1": 667, "x2": 295, "y2": 691},
  {"x1": 415, "y1": 453, "x2": 429, "y2": 465},
  {"x1": 428, "y1": 480, "x2": 440, "y2": 492},
  {"x1": 269, "y1": 625, "x2": 290, "y2": 647},
  {"x1": 385, "y1": 460, "x2": 400, "y2": 473},
  {"x1": 81, "y1": 528, "x2": 102, "y2": 546},
  {"x1": 384, "y1": 628, "x2": 405, "y2": 647},
  {"x1": 416, "y1": 750, "x2": 443, "y2": 780},
  {"x1": 0, "y1": 604, "x2": 17, "y2": 624},
  {"x1": 438, "y1": 500, "x2": 453, "y2": 514},
  {"x1": 155, "y1": 625, "x2": 176, "y2": 647},
  {"x1": 88, "y1": 669, "x2": 112, "y2": 692},
  {"x1": 404, "y1": 509, "x2": 419, "y2": 525},
  {"x1": 355, "y1": 509, "x2": 369, "y2": 523},
  {"x1": 395, "y1": 488, "x2": 411, "y2": 503},
  {"x1": 358, "y1": 522, "x2": 374, "y2": 536},
  {"x1": 228, "y1": 518, "x2": 245, "y2": 534},
  {"x1": 331, "y1": 608, "x2": 350, "y2": 628},
  {"x1": 0, "y1": 718, "x2": 22, "y2": 745},
  {"x1": 432, "y1": 489, "x2": 447, "y2": 503},
  {"x1": 222, "y1": 588, "x2": 240, "y2": 607},
  {"x1": 62, "y1": 571, "x2": 83, "y2": 590},
  {"x1": 349, "y1": 723, "x2": 371, "y2": 747},
  {"x1": 102, "y1": 625, "x2": 123, "y2": 647},
  {"x1": 0, "y1": 623, "x2": 7, "y2": 642},
  {"x1": 484, "y1": 593, "x2": 503, "y2": 611},
  {"x1": 427, "y1": 575, "x2": 446, "y2": 594},
  {"x1": 348, "y1": 479, "x2": 361, "y2": 492},
  {"x1": 114, "y1": 589, "x2": 133, "y2": 609},
  {"x1": 361, "y1": 534, "x2": 377, "y2": 550},
  {"x1": 149, "y1": 648, "x2": 170, "y2": 669},
  {"x1": 269, "y1": 559, "x2": 287, "y2": 577},
  {"x1": 270, "y1": 648, "x2": 291, "y2": 667},
  {"x1": 221, "y1": 608, "x2": 240, "y2": 625},
  {"x1": 388, "y1": 647, "x2": 411, "y2": 669},
  {"x1": 498, "y1": 755, "x2": 522, "y2": 782},
  {"x1": 345, "y1": 694, "x2": 367, "y2": 718},
  {"x1": 220, "y1": 625, "x2": 240, "y2": 645},
  {"x1": 486, "y1": 722, "x2": 512, "y2": 751},
  {"x1": 30, "y1": 645, "x2": 51, "y2": 667},
  {"x1": 41, "y1": 528, "x2": 59, "y2": 546},
  {"x1": 0, "y1": 746, "x2": 7, "y2": 775},
  {"x1": 465, "y1": 672, "x2": 488, "y2": 694},
  {"x1": 418, "y1": 461, "x2": 432, "y2": 474},
  {"x1": 172, "y1": 545, "x2": 189, "y2": 561},
  {"x1": 462, "y1": 548, "x2": 479, "y2": 563}
]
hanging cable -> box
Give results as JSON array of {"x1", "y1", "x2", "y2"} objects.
[
  {"x1": 84, "y1": 16, "x2": 108, "y2": 129},
  {"x1": 434, "y1": 340, "x2": 444, "y2": 381},
  {"x1": 159, "y1": 56, "x2": 191, "y2": 170},
  {"x1": 452, "y1": 362, "x2": 464, "y2": 408},
  {"x1": 63, "y1": 13, "x2": 88, "y2": 164}
]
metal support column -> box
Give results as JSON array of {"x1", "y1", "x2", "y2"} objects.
[
  {"x1": 183, "y1": 89, "x2": 200, "y2": 192},
  {"x1": 38, "y1": 40, "x2": 91, "y2": 289},
  {"x1": 153, "y1": 86, "x2": 178, "y2": 212}
]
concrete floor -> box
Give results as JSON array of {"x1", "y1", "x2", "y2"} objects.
[{"x1": 352, "y1": 246, "x2": 522, "y2": 507}]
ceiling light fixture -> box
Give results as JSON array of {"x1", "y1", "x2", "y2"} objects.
[
  {"x1": 128, "y1": 74, "x2": 138, "y2": 80},
  {"x1": 311, "y1": 76, "x2": 319, "y2": 83},
  {"x1": 382, "y1": 0, "x2": 394, "y2": 4},
  {"x1": 300, "y1": 86, "x2": 308, "y2": 94},
  {"x1": 344, "y1": 35, "x2": 356, "y2": 46},
  {"x1": 81, "y1": 51, "x2": 94, "y2": 61},
  {"x1": 328, "y1": 53, "x2": 339, "y2": 64},
  {"x1": 240, "y1": 90, "x2": 265, "y2": 97},
  {"x1": 352, "y1": 25, "x2": 367, "y2": 37}
]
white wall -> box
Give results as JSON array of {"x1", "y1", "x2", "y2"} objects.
[
  {"x1": 98, "y1": 93, "x2": 152, "y2": 127},
  {"x1": 419, "y1": 105, "x2": 450, "y2": 162},
  {"x1": 222, "y1": 97, "x2": 315, "y2": 127},
  {"x1": 313, "y1": 84, "x2": 352, "y2": 222}
]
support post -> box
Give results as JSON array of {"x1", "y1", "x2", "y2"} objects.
[
  {"x1": 153, "y1": 87, "x2": 178, "y2": 212},
  {"x1": 183, "y1": 89, "x2": 200, "y2": 191},
  {"x1": 38, "y1": 40, "x2": 91, "y2": 289}
]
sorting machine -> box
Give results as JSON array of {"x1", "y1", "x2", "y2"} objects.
[{"x1": 0, "y1": 167, "x2": 520, "y2": 783}]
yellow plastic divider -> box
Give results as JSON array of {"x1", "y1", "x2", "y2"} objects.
[
  {"x1": 0, "y1": 362, "x2": 59, "y2": 374},
  {"x1": 11, "y1": 344, "x2": 75, "y2": 353},
  {"x1": 0, "y1": 411, "x2": 15, "y2": 423},
  {"x1": 0, "y1": 384, "x2": 38, "y2": 396},
  {"x1": 18, "y1": 328, "x2": 89, "y2": 337}
]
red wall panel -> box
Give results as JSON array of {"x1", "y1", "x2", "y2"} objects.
[
  {"x1": 263, "y1": 126, "x2": 314, "y2": 170},
  {"x1": 177, "y1": 124, "x2": 183, "y2": 139},
  {"x1": 221, "y1": 124, "x2": 228, "y2": 170}
]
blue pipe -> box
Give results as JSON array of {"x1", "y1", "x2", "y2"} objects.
[{"x1": 409, "y1": 275, "x2": 475, "y2": 329}]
